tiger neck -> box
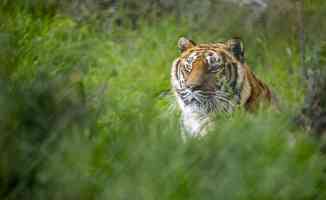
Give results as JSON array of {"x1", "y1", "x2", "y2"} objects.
[{"x1": 181, "y1": 106, "x2": 211, "y2": 138}]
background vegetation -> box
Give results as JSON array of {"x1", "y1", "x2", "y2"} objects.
[{"x1": 1, "y1": 0, "x2": 326, "y2": 199}]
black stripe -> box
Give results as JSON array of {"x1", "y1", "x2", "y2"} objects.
[
  {"x1": 224, "y1": 64, "x2": 231, "y2": 82},
  {"x1": 229, "y1": 63, "x2": 238, "y2": 90},
  {"x1": 180, "y1": 69, "x2": 186, "y2": 80},
  {"x1": 175, "y1": 59, "x2": 181, "y2": 81}
]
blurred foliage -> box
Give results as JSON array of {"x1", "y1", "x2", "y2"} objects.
[
  {"x1": 297, "y1": 42, "x2": 326, "y2": 140},
  {"x1": 1, "y1": 1, "x2": 326, "y2": 199}
]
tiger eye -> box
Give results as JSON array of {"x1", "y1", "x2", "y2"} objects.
[
  {"x1": 208, "y1": 56, "x2": 223, "y2": 72},
  {"x1": 186, "y1": 57, "x2": 193, "y2": 63},
  {"x1": 210, "y1": 56, "x2": 217, "y2": 63}
]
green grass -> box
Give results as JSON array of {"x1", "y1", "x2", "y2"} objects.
[{"x1": 1, "y1": 6, "x2": 326, "y2": 200}]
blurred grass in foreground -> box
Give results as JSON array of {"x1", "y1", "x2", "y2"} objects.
[{"x1": 1, "y1": 2, "x2": 326, "y2": 200}]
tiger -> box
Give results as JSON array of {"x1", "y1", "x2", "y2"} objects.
[{"x1": 171, "y1": 37, "x2": 276, "y2": 139}]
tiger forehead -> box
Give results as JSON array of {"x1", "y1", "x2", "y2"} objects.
[
  {"x1": 180, "y1": 44, "x2": 238, "y2": 63},
  {"x1": 180, "y1": 44, "x2": 228, "y2": 56}
]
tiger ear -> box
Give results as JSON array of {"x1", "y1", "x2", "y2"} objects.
[
  {"x1": 178, "y1": 37, "x2": 196, "y2": 52},
  {"x1": 227, "y1": 37, "x2": 245, "y2": 63}
]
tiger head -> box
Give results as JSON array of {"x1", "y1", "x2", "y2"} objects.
[{"x1": 171, "y1": 37, "x2": 246, "y2": 114}]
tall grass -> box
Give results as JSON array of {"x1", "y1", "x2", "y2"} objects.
[{"x1": 1, "y1": 3, "x2": 326, "y2": 200}]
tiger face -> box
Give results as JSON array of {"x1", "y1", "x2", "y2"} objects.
[
  {"x1": 171, "y1": 37, "x2": 274, "y2": 138},
  {"x1": 172, "y1": 37, "x2": 245, "y2": 114}
]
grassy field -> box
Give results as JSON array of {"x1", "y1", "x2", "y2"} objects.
[{"x1": 1, "y1": 3, "x2": 326, "y2": 200}]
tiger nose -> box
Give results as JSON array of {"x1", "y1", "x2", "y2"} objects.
[
  {"x1": 186, "y1": 76, "x2": 205, "y2": 90},
  {"x1": 186, "y1": 82, "x2": 202, "y2": 91}
]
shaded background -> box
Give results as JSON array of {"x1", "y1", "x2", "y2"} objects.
[{"x1": 1, "y1": 0, "x2": 326, "y2": 199}]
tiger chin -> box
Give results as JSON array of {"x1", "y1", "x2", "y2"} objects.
[{"x1": 171, "y1": 37, "x2": 277, "y2": 139}]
